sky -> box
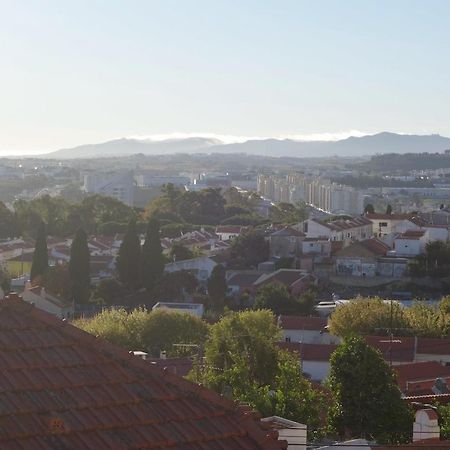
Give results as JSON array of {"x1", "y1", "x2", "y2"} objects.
[{"x1": 1, "y1": 0, "x2": 450, "y2": 155}]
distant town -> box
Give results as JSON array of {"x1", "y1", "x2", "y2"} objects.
[{"x1": 1, "y1": 147, "x2": 450, "y2": 448}]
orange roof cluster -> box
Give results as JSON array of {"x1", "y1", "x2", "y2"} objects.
[
  {"x1": 0, "y1": 293, "x2": 284, "y2": 450},
  {"x1": 393, "y1": 361, "x2": 450, "y2": 393}
]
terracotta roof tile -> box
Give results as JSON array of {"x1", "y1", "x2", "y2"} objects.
[
  {"x1": 0, "y1": 293, "x2": 284, "y2": 449},
  {"x1": 394, "y1": 361, "x2": 450, "y2": 392},
  {"x1": 278, "y1": 315, "x2": 327, "y2": 331}
]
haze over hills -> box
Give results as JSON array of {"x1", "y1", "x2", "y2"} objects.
[{"x1": 44, "y1": 132, "x2": 450, "y2": 159}]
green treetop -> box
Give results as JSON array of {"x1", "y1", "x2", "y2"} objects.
[
  {"x1": 142, "y1": 218, "x2": 165, "y2": 295},
  {"x1": 30, "y1": 221, "x2": 49, "y2": 282},
  {"x1": 69, "y1": 228, "x2": 91, "y2": 305},
  {"x1": 328, "y1": 336, "x2": 413, "y2": 444},
  {"x1": 207, "y1": 265, "x2": 227, "y2": 312},
  {"x1": 116, "y1": 219, "x2": 142, "y2": 291}
]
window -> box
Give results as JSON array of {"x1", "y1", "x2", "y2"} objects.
[
  {"x1": 285, "y1": 337, "x2": 291, "y2": 342},
  {"x1": 379, "y1": 222, "x2": 388, "y2": 227}
]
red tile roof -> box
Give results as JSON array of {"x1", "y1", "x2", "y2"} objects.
[
  {"x1": 393, "y1": 361, "x2": 450, "y2": 392},
  {"x1": 364, "y1": 335, "x2": 416, "y2": 362},
  {"x1": 0, "y1": 293, "x2": 284, "y2": 450},
  {"x1": 278, "y1": 315, "x2": 327, "y2": 331},
  {"x1": 395, "y1": 230, "x2": 426, "y2": 240},
  {"x1": 366, "y1": 213, "x2": 413, "y2": 221},
  {"x1": 417, "y1": 337, "x2": 450, "y2": 355},
  {"x1": 311, "y1": 216, "x2": 372, "y2": 231},
  {"x1": 278, "y1": 342, "x2": 338, "y2": 361}
]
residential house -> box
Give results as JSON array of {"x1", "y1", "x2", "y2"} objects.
[
  {"x1": 226, "y1": 270, "x2": 262, "y2": 300},
  {"x1": 300, "y1": 217, "x2": 372, "y2": 244},
  {"x1": 268, "y1": 226, "x2": 305, "y2": 258},
  {"x1": 278, "y1": 341, "x2": 338, "y2": 382},
  {"x1": 21, "y1": 286, "x2": 73, "y2": 319},
  {"x1": 0, "y1": 292, "x2": 284, "y2": 450},
  {"x1": 393, "y1": 230, "x2": 428, "y2": 257},
  {"x1": 365, "y1": 213, "x2": 415, "y2": 237},
  {"x1": 164, "y1": 256, "x2": 217, "y2": 284},
  {"x1": 215, "y1": 225, "x2": 247, "y2": 241},
  {"x1": 253, "y1": 269, "x2": 316, "y2": 297},
  {"x1": 334, "y1": 238, "x2": 390, "y2": 277},
  {"x1": 278, "y1": 315, "x2": 339, "y2": 345},
  {"x1": 393, "y1": 361, "x2": 450, "y2": 395}
]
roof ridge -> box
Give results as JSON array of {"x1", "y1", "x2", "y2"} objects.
[{"x1": 0, "y1": 296, "x2": 284, "y2": 449}]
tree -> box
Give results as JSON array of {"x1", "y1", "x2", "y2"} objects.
[
  {"x1": 69, "y1": 229, "x2": 91, "y2": 305},
  {"x1": 0, "y1": 266, "x2": 11, "y2": 294},
  {"x1": 43, "y1": 264, "x2": 72, "y2": 300},
  {"x1": 30, "y1": 221, "x2": 49, "y2": 282},
  {"x1": 328, "y1": 297, "x2": 408, "y2": 338},
  {"x1": 0, "y1": 201, "x2": 16, "y2": 239},
  {"x1": 386, "y1": 204, "x2": 393, "y2": 215},
  {"x1": 158, "y1": 270, "x2": 198, "y2": 301},
  {"x1": 230, "y1": 230, "x2": 269, "y2": 268},
  {"x1": 169, "y1": 242, "x2": 195, "y2": 262},
  {"x1": 141, "y1": 309, "x2": 209, "y2": 357},
  {"x1": 73, "y1": 308, "x2": 209, "y2": 357},
  {"x1": 116, "y1": 219, "x2": 142, "y2": 291},
  {"x1": 92, "y1": 278, "x2": 125, "y2": 305},
  {"x1": 197, "y1": 310, "x2": 325, "y2": 435},
  {"x1": 141, "y1": 218, "x2": 164, "y2": 295},
  {"x1": 207, "y1": 265, "x2": 227, "y2": 311},
  {"x1": 254, "y1": 283, "x2": 297, "y2": 315},
  {"x1": 364, "y1": 203, "x2": 375, "y2": 214},
  {"x1": 269, "y1": 201, "x2": 307, "y2": 224},
  {"x1": 328, "y1": 336, "x2": 413, "y2": 444}
]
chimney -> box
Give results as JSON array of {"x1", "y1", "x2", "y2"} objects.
[{"x1": 413, "y1": 409, "x2": 440, "y2": 442}]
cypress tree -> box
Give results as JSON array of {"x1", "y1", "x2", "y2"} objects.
[
  {"x1": 142, "y1": 218, "x2": 164, "y2": 295},
  {"x1": 116, "y1": 219, "x2": 142, "y2": 291},
  {"x1": 69, "y1": 228, "x2": 91, "y2": 305},
  {"x1": 30, "y1": 221, "x2": 49, "y2": 282},
  {"x1": 207, "y1": 265, "x2": 227, "y2": 311}
]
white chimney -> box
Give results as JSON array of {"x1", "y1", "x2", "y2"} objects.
[{"x1": 413, "y1": 409, "x2": 440, "y2": 442}]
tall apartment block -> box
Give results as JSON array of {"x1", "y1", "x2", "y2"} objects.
[{"x1": 257, "y1": 173, "x2": 363, "y2": 215}]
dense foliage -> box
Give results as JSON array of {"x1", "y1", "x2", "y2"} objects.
[
  {"x1": 196, "y1": 310, "x2": 325, "y2": 436},
  {"x1": 30, "y1": 221, "x2": 49, "y2": 282},
  {"x1": 328, "y1": 336, "x2": 413, "y2": 444},
  {"x1": 253, "y1": 283, "x2": 316, "y2": 315},
  {"x1": 69, "y1": 229, "x2": 91, "y2": 304},
  {"x1": 116, "y1": 219, "x2": 142, "y2": 291},
  {"x1": 74, "y1": 308, "x2": 209, "y2": 357},
  {"x1": 141, "y1": 218, "x2": 165, "y2": 295},
  {"x1": 329, "y1": 296, "x2": 450, "y2": 338}
]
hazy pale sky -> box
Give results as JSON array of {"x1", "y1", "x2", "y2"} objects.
[{"x1": 1, "y1": 0, "x2": 450, "y2": 154}]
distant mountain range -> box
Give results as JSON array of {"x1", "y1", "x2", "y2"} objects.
[{"x1": 45, "y1": 132, "x2": 450, "y2": 159}]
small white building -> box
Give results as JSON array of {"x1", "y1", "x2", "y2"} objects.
[
  {"x1": 299, "y1": 217, "x2": 372, "y2": 244},
  {"x1": 261, "y1": 416, "x2": 307, "y2": 450},
  {"x1": 278, "y1": 315, "x2": 339, "y2": 345},
  {"x1": 215, "y1": 226, "x2": 246, "y2": 241},
  {"x1": 164, "y1": 256, "x2": 217, "y2": 284},
  {"x1": 22, "y1": 286, "x2": 73, "y2": 319},
  {"x1": 393, "y1": 230, "x2": 428, "y2": 257}
]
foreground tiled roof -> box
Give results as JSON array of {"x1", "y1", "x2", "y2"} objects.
[{"x1": 0, "y1": 294, "x2": 284, "y2": 450}]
